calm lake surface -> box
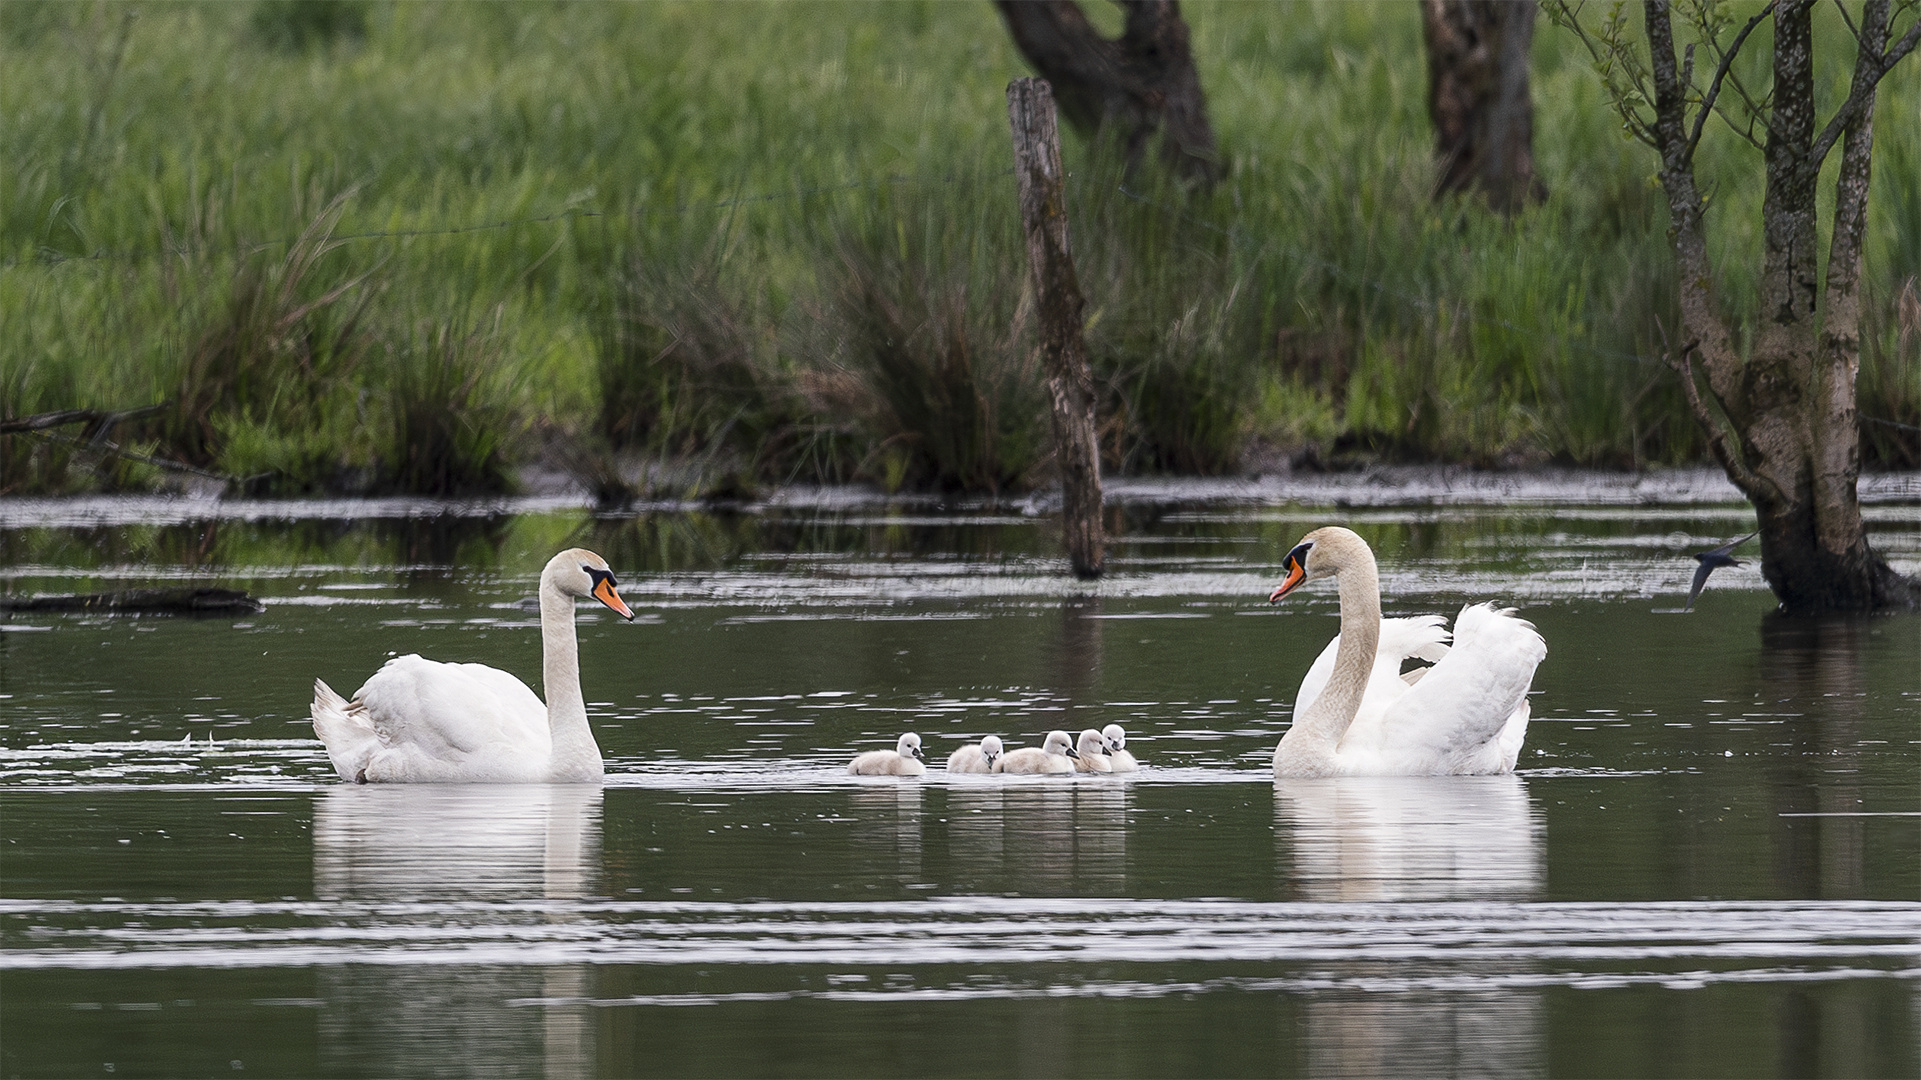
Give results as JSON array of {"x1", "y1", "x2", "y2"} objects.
[{"x1": 3, "y1": 472, "x2": 1918, "y2": 1079}]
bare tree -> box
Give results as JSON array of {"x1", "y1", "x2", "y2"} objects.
[
  {"x1": 992, "y1": 0, "x2": 1219, "y2": 184},
  {"x1": 1421, "y1": 0, "x2": 1547, "y2": 212},
  {"x1": 1551, "y1": 0, "x2": 1921, "y2": 612}
]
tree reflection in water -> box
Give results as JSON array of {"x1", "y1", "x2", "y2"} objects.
[
  {"x1": 1277, "y1": 775, "x2": 1545, "y2": 1078},
  {"x1": 311, "y1": 785, "x2": 602, "y2": 1077},
  {"x1": 1757, "y1": 613, "x2": 1879, "y2": 1075},
  {"x1": 1759, "y1": 613, "x2": 1872, "y2": 900}
]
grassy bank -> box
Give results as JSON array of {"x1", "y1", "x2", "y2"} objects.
[{"x1": 4, "y1": 0, "x2": 1917, "y2": 497}]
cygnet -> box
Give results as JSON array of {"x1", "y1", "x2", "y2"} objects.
[
  {"x1": 1074, "y1": 728, "x2": 1113, "y2": 773},
  {"x1": 946, "y1": 735, "x2": 1004, "y2": 773},
  {"x1": 1102, "y1": 723, "x2": 1139, "y2": 772},
  {"x1": 992, "y1": 729, "x2": 1076, "y2": 775},
  {"x1": 849, "y1": 732, "x2": 926, "y2": 776}
]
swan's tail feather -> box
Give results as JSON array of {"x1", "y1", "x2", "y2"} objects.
[{"x1": 311, "y1": 678, "x2": 379, "y2": 783}]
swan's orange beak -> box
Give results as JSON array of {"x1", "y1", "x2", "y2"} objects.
[
  {"x1": 1269, "y1": 542, "x2": 1312, "y2": 602},
  {"x1": 593, "y1": 576, "x2": 635, "y2": 620},
  {"x1": 1268, "y1": 563, "x2": 1305, "y2": 603}
]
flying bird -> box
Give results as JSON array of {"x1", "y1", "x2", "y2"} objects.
[{"x1": 1685, "y1": 532, "x2": 1757, "y2": 611}]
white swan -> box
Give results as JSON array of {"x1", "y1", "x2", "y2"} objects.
[
  {"x1": 850, "y1": 733, "x2": 926, "y2": 776},
  {"x1": 947, "y1": 735, "x2": 1004, "y2": 773},
  {"x1": 311, "y1": 548, "x2": 635, "y2": 784},
  {"x1": 1269, "y1": 527, "x2": 1545, "y2": 777},
  {"x1": 1101, "y1": 723, "x2": 1139, "y2": 772},
  {"x1": 992, "y1": 729, "x2": 1077, "y2": 774},
  {"x1": 1073, "y1": 728, "x2": 1113, "y2": 773}
]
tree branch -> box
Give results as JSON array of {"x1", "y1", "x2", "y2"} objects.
[
  {"x1": 0, "y1": 403, "x2": 165, "y2": 436},
  {"x1": 1828, "y1": 0, "x2": 1893, "y2": 295},
  {"x1": 1645, "y1": 0, "x2": 1743, "y2": 403},
  {"x1": 1671, "y1": 345, "x2": 1779, "y2": 503},
  {"x1": 1546, "y1": 1, "x2": 1658, "y2": 144},
  {"x1": 1686, "y1": 2, "x2": 1776, "y2": 160},
  {"x1": 1834, "y1": 0, "x2": 1862, "y2": 43},
  {"x1": 1713, "y1": 69, "x2": 1773, "y2": 150},
  {"x1": 1810, "y1": 9, "x2": 1921, "y2": 165}
]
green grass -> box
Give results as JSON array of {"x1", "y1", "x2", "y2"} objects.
[{"x1": 3, "y1": 0, "x2": 1916, "y2": 495}]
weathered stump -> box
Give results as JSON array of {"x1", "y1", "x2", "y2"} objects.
[
  {"x1": 1421, "y1": 0, "x2": 1545, "y2": 213},
  {"x1": 1007, "y1": 77, "x2": 1103, "y2": 580},
  {"x1": 993, "y1": 0, "x2": 1219, "y2": 186}
]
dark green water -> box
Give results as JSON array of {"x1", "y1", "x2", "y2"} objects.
[{"x1": 2, "y1": 481, "x2": 1917, "y2": 1078}]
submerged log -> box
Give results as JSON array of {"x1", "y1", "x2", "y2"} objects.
[{"x1": 1, "y1": 588, "x2": 264, "y2": 615}]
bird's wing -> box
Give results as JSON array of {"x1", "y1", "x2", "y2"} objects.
[
  {"x1": 1335, "y1": 617, "x2": 1454, "y2": 750},
  {"x1": 1706, "y1": 530, "x2": 1758, "y2": 558},
  {"x1": 1294, "y1": 616, "x2": 1451, "y2": 720},
  {"x1": 1685, "y1": 559, "x2": 1718, "y2": 610},
  {"x1": 1365, "y1": 604, "x2": 1545, "y2": 773},
  {"x1": 353, "y1": 654, "x2": 550, "y2": 764}
]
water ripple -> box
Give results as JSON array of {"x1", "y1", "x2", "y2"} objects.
[{"x1": 5, "y1": 897, "x2": 1915, "y2": 982}]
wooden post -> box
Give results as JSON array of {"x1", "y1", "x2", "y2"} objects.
[{"x1": 1007, "y1": 76, "x2": 1103, "y2": 579}]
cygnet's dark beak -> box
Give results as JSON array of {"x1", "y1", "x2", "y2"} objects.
[{"x1": 1066, "y1": 745, "x2": 1080, "y2": 759}]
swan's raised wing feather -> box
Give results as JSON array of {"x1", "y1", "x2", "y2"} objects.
[
  {"x1": 1295, "y1": 615, "x2": 1451, "y2": 719},
  {"x1": 1371, "y1": 604, "x2": 1544, "y2": 773}
]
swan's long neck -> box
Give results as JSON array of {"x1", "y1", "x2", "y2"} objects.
[
  {"x1": 1290, "y1": 547, "x2": 1383, "y2": 756},
  {"x1": 539, "y1": 577, "x2": 604, "y2": 782}
]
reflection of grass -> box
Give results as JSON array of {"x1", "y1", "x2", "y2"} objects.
[{"x1": 3, "y1": 1, "x2": 1915, "y2": 494}]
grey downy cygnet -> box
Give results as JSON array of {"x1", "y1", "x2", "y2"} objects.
[
  {"x1": 947, "y1": 734, "x2": 1004, "y2": 773},
  {"x1": 849, "y1": 732, "x2": 926, "y2": 776},
  {"x1": 1102, "y1": 724, "x2": 1139, "y2": 772},
  {"x1": 992, "y1": 730, "x2": 1077, "y2": 775},
  {"x1": 1074, "y1": 728, "x2": 1113, "y2": 773}
]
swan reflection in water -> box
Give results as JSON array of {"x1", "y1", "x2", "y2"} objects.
[
  {"x1": 312, "y1": 785, "x2": 602, "y2": 1078},
  {"x1": 1277, "y1": 774, "x2": 1545, "y2": 1079},
  {"x1": 945, "y1": 782, "x2": 1128, "y2": 893},
  {"x1": 1276, "y1": 774, "x2": 1542, "y2": 902},
  {"x1": 849, "y1": 782, "x2": 925, "y2": 882}
]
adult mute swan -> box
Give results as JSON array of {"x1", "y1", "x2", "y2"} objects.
[
  {"x1": 1269, "y1": 527, "x2": 1545, "y2": 778},
  {"x1": 947, "y1": 735, "x2": 1004, "y2": 773},
  {"x1": 311, "y1": 548, "x2": 635, "y2": 784},
  {"x1": 850, "y1": 733, "x2": 926, "y2": 775},
  {"x1": 992, "y1": 730, "x2": 1077, "y2": 774},
  {"x1": 1101, "y1": 724, "x2": 1139, "y2": 772}
]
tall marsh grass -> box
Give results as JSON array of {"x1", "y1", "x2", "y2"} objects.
[{"x1": 3, "y1": 0, "x2": 1915, "y2": 496}]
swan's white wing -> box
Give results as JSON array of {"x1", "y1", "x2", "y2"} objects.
[
  {"x1": 1292, "y1": 636, "x2": 1341, "y2": 719},
  {"x1": 1365, "y1": 604, "x2": 1544, "y2": 774},
  {"x1": 1301, "y1": 616, "x2": 1453, "y2": 757},
  {"x1": 347, "y1": 655, "x2": 551, "y2": 781},
  {"x1": 1294, "y1": 616, "x2": 1451, "y2": 719}
]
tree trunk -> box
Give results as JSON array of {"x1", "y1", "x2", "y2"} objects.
[
  {"x1": 1420, "y1": 0, "x2": 1546, "y2": 212},
  {"x1": 1008, "y1": 77, "x2": 1105, "y2": 579},
  {"x1": 993, "y1": 0, "x2": 1219, "y2": 185},
  {"x1": 1640, "y1": 0, "x2": 1921, "y2": 612}
]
